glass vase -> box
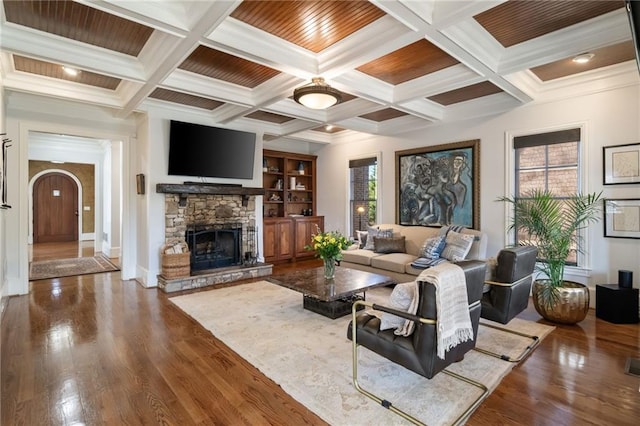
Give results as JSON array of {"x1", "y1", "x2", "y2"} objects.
[{"x1": 323, "y1": 257, "x2": 336, "y2": 279}]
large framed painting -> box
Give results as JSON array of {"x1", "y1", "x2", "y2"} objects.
[
  {"x1": 603, "y1": 142, "x2": 640, "y2": 185},
  {"x1": 396, "y1": 139, "x2": 480, "y2": 229}
]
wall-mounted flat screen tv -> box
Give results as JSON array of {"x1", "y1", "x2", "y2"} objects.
[{"x1": 168, "y1": 120, "x2": 256, "y2": 180}]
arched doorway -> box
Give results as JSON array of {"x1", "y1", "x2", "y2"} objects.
[{"x1": 33, "y1": 172, "x2": 79, "y2": 243}]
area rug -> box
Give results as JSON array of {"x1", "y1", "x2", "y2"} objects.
[
  {"x1": 29, "y1": 255, "x2": 120, "y2": 281},
  {"x1": 170, "y1": 281, "x2": 554, "y2": 425}
]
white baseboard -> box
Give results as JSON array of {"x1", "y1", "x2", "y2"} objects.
[{"x1": 135, "y1": 265, "x2": 158, "y2": 288}]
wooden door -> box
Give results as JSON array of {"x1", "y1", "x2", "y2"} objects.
[
  {"x1": 263, "y1": 220, "x2": 277, "y2": 261},
  {"x1": 294, "y1": 217, "x2": 324, "y2": 258},
  {"x1": 263, "y1": 218, "x2": 294, "y2": 262},
  {"x1": 277, "y1": 220, "x2": 294, "y2": 259},
  {"x1": 33, "y1": 172, "x2": 78, "y2": 243}
]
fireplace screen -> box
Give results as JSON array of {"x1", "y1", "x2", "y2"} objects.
[{"x1": 186, "y1": 224, "x2": 242, "y2": 270}]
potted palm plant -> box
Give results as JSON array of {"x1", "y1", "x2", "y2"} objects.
[{"x1": 498, "y1": 189, "x2": 602, "y2": 324}]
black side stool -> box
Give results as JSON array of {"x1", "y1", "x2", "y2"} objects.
[{"x1": 595, "y1": 284, "x2": 639, "y2": 324}]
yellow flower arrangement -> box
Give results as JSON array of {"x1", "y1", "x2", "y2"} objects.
[{"x1": 304, "y1": 226, "x2": 352, "y2": 261}]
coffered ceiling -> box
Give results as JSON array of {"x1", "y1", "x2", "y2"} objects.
[{"x1": 1, "y1": 1, "x2": 637, "y2": 145}]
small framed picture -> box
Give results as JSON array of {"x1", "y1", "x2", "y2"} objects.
[
  {"x1": 136, "y1": 173, "x2": 145, "y2": 195},
  {"x1": 604, "y1": 198, "x2": 640, "y2": 239},
  {"x1": 603, "y1": 143, "x2": 640, "y2": 185}
]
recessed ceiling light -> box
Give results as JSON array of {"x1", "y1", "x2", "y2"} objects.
[
  {"x1": 62, "y1": 66, "x2": 80, "y2": 76},
  {"x1": 325, "y1": 124, "x2": 334, "y2": 131},
  {"x1": 572, "y1": 53, "x2": 595, "y2": 64}
]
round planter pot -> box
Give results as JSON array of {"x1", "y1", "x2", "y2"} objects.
[{"x1": 532, "y1": 280, "x2": 590, "y2": 324}]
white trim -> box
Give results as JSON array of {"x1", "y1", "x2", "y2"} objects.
[
  {"x1": 503, "y1": 122, "x2": 591, "y2": 269},
  {"x1": 346, "y1": 151, "x2": 382, "y2": 236},
  {"x1": 28, "y1": 169, "x2": 84, "y2": 244},
  {"x1": 11, "y1": 120, "x2": 132, "y2": 296}
]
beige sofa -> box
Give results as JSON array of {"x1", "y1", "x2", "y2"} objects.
[{"x1": 340, "y1": 224, "x2": 487, "y2": 283}]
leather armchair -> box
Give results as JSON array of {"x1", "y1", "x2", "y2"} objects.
[
  {"x1": 476, "y1": 245, "x2": 539, "y2": 363},
  {"x1": 481, "y1": 246, "x2": 538, "y2": 324},
  {"x1": 347, "y1": 260, "x2": 488, "y2": 424}
]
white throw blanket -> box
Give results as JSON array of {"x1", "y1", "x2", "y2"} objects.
[{"x1": 417, "y1": 262, "x2": 474, "y2": 359}]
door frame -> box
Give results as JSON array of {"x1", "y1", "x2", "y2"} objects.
[
  {"x1": 28, "y1": 169, "x2": 83, "y2": 244},
  {"x1": 8, "y1": 120, "x2": 133, "y2": 296}
]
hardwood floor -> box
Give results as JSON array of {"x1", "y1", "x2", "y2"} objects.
[
  {"x1": 28, "y1": 240, "x2": 97, "y2": 262},
  {"x1": 3, "y1": 243, "x2": 639, "y2": 425}
]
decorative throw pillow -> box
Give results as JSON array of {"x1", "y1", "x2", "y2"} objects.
[
  {"x1": 419, "y1": 235, "x2": 446, "y2": 259},
  {"x1": 380, "y1": 281, "x2": 417, "y2": 332},
  {"x1": 363, "y1": 226, "x2": 393, "y2": 250},
  {"x1": 373, "y1": 236, "x2": 406, "y2": 254},
  {"x1": 356, "y1": 230, "x2": 368, "y2": 249},
  {"x1": 439, "y1": 224, "x2": 466, "y2": 237},
  {"x1": 441, "y1": 231, "x2": 475, "y2": 261},
  {"x1": 410, "y1": 257, "x2": 446, "y2": 269}
]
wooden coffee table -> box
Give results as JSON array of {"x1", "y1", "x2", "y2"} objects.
[{"x1": 267, "y1": 266, "x2": 395, "y2": 319}]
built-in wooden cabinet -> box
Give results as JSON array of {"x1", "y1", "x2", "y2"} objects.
[
  {"x1": 263, "y1": 150, "x2": 316, "y2": 218},
  {"x1": 264, "y1": 216, "x2": 324, "y2": 263},
  {"x1": 263, "y1": 150, "x2": 323, "y2": 263},
  {"x1": 263, "y1": 217, "x2": 294, "y2": 262}
]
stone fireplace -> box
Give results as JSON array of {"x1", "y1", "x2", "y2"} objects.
[{"x1": 157, "y1": 183, "x2": 271, "y2": 292}]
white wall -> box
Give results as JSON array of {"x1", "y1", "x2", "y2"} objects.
[
  {"x1": 316, "y1": 85, "x2": 640, "y2": 294},
  {"x1": 135, "y1": 109, "x2": 267, "y2": 287}
]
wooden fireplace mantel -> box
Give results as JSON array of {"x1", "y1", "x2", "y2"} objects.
[{"x1": 156, "y1": 183, "x2": 266, "y2": 206}]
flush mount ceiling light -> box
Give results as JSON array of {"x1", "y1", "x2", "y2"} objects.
[
  {"x1": 293, "y1": 77, "x2": 342, "y2": 109},
  {"x1": 572, "y1": 53, "x2": 595, "y2": 64},
  {"x1": 62, "y1": 66, "x2": 80, "y2": 76}
]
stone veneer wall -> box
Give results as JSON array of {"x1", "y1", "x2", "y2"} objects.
[{"x1": 164, "y1": 194, "x2": 256, "y2": 256}]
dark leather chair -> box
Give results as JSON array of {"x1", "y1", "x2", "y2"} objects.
[
  {"x1": 347, "y1": 260, "x2": 489, "y2": 425},
  {"x1": 477, "y1": 246, "x2": 539, "y2": 362}
]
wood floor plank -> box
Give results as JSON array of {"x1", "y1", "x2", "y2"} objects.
[{"x1": 3, "y1": 243, "x2": 639, "y2": 425}]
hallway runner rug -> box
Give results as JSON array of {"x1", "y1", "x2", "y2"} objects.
[
  {"x1": 170, "y1": 281, "x2": 554, "y2": 426},
  {"x1": 29, "y1": 255, "x2": 120, "y2": 281}
]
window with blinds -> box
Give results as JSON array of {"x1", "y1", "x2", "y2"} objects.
[{"x1": 514, "y1": 128, "x2": 581, "y2": 265}]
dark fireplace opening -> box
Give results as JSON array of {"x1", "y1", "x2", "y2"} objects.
[{"x1": 186, "y1": 223, "x2": 242, "y2": 271}]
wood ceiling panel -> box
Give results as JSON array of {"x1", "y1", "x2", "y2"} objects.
[
  {"x1": 246, "y1": 111, "x2": 295, "y2": 124},
  {"x1": 179, "y1": 46, "x2": 280, "y2": 88},
  {"x1": 475, "y1": 0, "x2": 624, "y2": 48},
  {"x1": 530, "y1": 41, "x2": 636, "y2": 81},
  {"x1": 428, "y1": 81, "x2": 503, "y2": 106},
  {"x1": 230, "y1": 0, "x2": 385, "y2": 53},
  {"x1": 4, "y1": 0, "x2": 153, "y2": 56},
  {"x1": 13, "y1": 55, "x2": 121, "y2": 89},
  {"x1": 357, "y1": 40, "x2": 459, "y2": 84},
  {"x1": 149, "y1": 88, "x2": 223, "y2": 110},
  {"x1": 359, "y1": 108, "x2": 408, "y2": 122},
  {"x1": 311, "y1": 126, "x2": 346, "y2": 133}
]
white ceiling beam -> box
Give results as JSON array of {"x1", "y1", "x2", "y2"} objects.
[
  {"x1": 499, "y1": 10, "x2": 631, "y2": 74},
  {"x1": 206, "y1": 18, "x2": 318, "y2": 78},
  {"x1": 117, "y1": 0, "x2": 241, "y2": 117},
  {"x1": 0, "y1": 24, "x2": 146, "y2": 82}
]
